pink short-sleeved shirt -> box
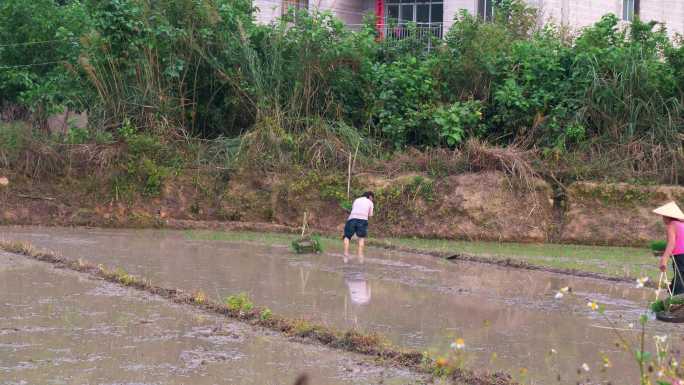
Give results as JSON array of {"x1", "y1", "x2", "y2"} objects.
[
  {"x1": 348, "y1": 197, "x2": 374, "y2": 221},
  {"x1": 673, "y1": 221, "x2": 684, "y2": 255}
]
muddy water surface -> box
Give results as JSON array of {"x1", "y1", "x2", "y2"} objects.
[
  {"x1": 0, "y1": 251, "x2": 422, "y2": 385},
  {"x1": 3, "y1": 226, "x2": 683, "y2": 384}
]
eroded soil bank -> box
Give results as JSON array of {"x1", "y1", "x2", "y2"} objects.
[
  {"x1": 3, "y1": 226, "x2": 683, "y2": 385},
  {"x1": 0, "y1": 251, "x2": 424, "y2": 385},
  {"x1": 2, "y1": 171, "x2": 683, "y2": 246}
]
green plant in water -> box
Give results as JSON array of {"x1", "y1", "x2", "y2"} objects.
[
  {"x1": 114, "y1": 267, "x2": 136, "y2": 286},
  {"x1": 650, "y1": 240, "x2": 667, "y2": 252},
  {"x1": 259, "y1": 307, "x2": 272, "y2": 321},
  {"x1": 193, "y1": 290, "x2": 207, "y2": 304},
  {"x1": 650, "y1": 295, "x2": 684, "y2": 313},
  {"x1": 291, "y1": 319, "x2": 314, "y2": 336},
  {"x1": 225, "y1": 292, "x2": 254, "y2": 312},
  {"x1": 291, "y1": 235, "x2": 323, "y2": 254}
]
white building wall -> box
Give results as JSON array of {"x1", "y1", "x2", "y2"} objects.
[
  {"x1": 639, "y1": 0, "x2": 684, "y2": 36},
  {"x1": 443, "y1": 0, "x2": 476, "y2": 32},
  {"x1": 254, "y1": 0, "x2": 684, "y2": 37},
  {"x1": 254, "y1": 0, "x2": 370, "y2": 25},
  {"x1": 535, "y1": 0, "x2": 684, "y2": 36},
  {"x1": 254, "y1": 0, "x2": 282, "y2": 24},
  {"x1": 310, "y1": 0, "x2": 368, "y2": 24}
]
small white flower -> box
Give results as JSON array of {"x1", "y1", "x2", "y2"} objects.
[
  {"x1": 581, "y1": 363, "x2": 590, "y2": 372},
  {"x1": 554, "y1": 292, "x2": 564, "y2": 299},
  {"x1": 628, "y1": 323, "x2": 634, "y2": 329},
  {"x1": 587, "y1": 301, "x2": 599, "y2": 311},
  {"x1": 654, "y1": 335, "x2": 668, "y2": 344},
  {"x1": 636, "y1": 277, "x2": 649, "y2": 288},
  {"x1": 550, "y1": 348, "x2": 557, "y2": 354},
  {"x1": 657, "y1": 369, "x2": 665, "y2": 378}
]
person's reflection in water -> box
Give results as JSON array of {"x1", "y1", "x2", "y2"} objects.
[{"x1": 344, "y1": 271, "x2": 371, "y2": 326}]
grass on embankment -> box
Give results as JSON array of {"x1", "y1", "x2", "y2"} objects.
[
  {"x1": 378, "y1": 238, "x2": 657, "y2": 281},
  {"x1": 185, "y1": 230, "x2": 657, "y2": 281}
]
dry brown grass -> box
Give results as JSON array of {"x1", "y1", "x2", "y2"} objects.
[{"x1": 462, "y1": 138, "x2": 540, "y2": 191}]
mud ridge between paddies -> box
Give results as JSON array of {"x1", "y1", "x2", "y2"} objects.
[
  {"x1": 116, "y1": 219, "x2": 659, "y2": 288},
  {"x1": 366, "y1": 241, "x2": 658, "y2": 289},
  {"x1": 0, "y1": 240, "x2": 515, "y2": 385}
]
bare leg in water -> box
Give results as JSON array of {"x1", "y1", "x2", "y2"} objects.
[
  {"x1": 343, "y1": 237, "x2": 364, "y2": 263},
  {"x1": 343, "y1": 237, "x2": 350, "y2": 263},
  {"x1": 358, "y1": 238, "x2": 365, "y2": 263}
]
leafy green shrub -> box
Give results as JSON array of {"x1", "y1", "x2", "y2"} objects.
[
  {"x1": 340, "y1": 200, "x2": 353, "y2": 212},
  {"x1": 434, "y1": 100, "x2": 484, "y2": 147},
  {"x1": 368, "y1": 56, "x2": 438, "y2": 149},
  {"x1": 114, "y1": 127, "x2": 183, "y2": 197},
  {"x1": 0, "y1": 122, "x2": 28, "y2": 168},
  {"x1": 0, "y1": 0, "x2": 90, "y2": 115}
]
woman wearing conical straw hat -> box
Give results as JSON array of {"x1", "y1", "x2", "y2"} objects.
[{"x1": 653, "y1": 201, "x2": 684, "y2": 295}]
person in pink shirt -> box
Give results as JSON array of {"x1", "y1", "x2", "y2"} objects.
[
  {"x1": 653, "y1": 201, "x2": 684, "y2": 294},
  {"x1": 343, "y1": 191, "x2": 374, "y2": 260}
]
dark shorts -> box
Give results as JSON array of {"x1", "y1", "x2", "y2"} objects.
[
  {"x1": 344, "y1": 219, "x2": 368, "y2": 239},
  {"x1": 671, "y1": 254, "x2": 684, "y2": 295}
]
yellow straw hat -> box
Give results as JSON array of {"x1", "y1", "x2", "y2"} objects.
[{"x1": 653, "y1": 201, "x2": 684, "y2": 221}]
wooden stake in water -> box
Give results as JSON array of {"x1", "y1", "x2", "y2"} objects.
[
  {"x1": 347, "y1": 142, "x2": 360, "y2": 200},
  {"x1": 347, "y1": 152, "x2": 352, "y2": 199},
  {"x1": 656, "y1": 272, "x2": 665, "y2": 302},
  {"x1": 301, "y1": 211, "x2": 308, "y2": 238}
]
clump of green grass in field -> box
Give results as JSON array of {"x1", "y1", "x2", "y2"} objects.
[
  {"x1": 291, "y1": 319, "x2": 314, "y2": 336},
  {"x1": 291, "y1": 235, "x2": 323, "y2": 254},
  {"x1": 193, "y1": 290, "x2": 207, "y2": 304},
  {"x1": 650, "y1": 240, "x2": 667, "y2": 252},
  {"x1": 650, "y1": 295, "x2": 684, "y2": 313},
  {"x1": 259, "y1": 307, "x2": 272, "y2": 321},
  {"x1": 225, "y1": 293, "x2": 253, "y2": 312},
  {"x1": 114, "y1": 267, "x2": 136, "y2": 285}
]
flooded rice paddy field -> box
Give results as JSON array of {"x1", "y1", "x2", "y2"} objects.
[
  {"x1": 2, "y1": 226, "x2": 683, "y2": 384},
  {"x1": 0, "y1": 251, "x2": 423, "y2": 385}
]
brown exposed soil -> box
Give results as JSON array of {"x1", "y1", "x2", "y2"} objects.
[
  {"x1": 1, "y1": 169, "x2": 682, "y2": 247},
  {"x1": 561, "y1": 182, "x2": 684, "y2": 246}
]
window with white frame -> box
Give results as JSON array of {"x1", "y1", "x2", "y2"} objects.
[
  {"x1": 622, "y1": 0, "x2": 640, "y2": 21},
  {"x1": 282, "y1": 0, "x2": 307, "y2": 16},
  {"x1": 385, "y1": 0, "x2": 444, "y2": 26},
  {"x1": 478, "y1": 0, "x2": 494, "y2": 21}
]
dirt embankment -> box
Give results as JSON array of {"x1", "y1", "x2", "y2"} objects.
[{"x1": 1, "y1": 171, "x2": 682, "y2": 246}]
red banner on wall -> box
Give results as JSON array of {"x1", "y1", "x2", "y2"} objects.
[{"x1": 375, "y1": 0, "x2": 384, "y2": 37}]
